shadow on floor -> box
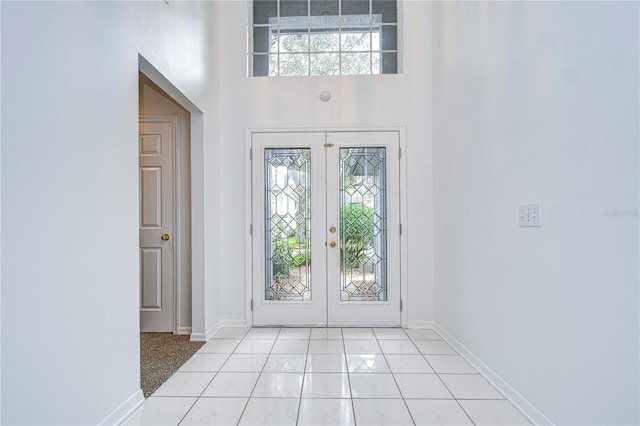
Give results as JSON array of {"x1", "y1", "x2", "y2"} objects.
[{"x1": 140, "y1": 333, "x2": 205, "y2": 398}]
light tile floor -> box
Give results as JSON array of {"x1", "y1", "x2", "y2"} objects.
[{"x1": 124, "y1": 328, "x2": 532, "y2": 425}]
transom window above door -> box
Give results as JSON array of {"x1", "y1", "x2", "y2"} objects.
[{"x1": 252, "y1": 0, "x2": 399, "y2": 77}]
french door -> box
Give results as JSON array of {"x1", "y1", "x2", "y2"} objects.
[{"x1": 251, "y1": 131, "x2": 400, "y2": 326}]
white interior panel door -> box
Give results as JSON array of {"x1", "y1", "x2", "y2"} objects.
[
  {"x1": 139, "y1": 117, "x2": 175, "y2": 332},
  {"x1": 251, "y1": 131, "x2": 400, "y2": 327}
]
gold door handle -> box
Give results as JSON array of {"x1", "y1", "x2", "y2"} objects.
[
  {"x1": 329, "y1": 241, "x2": 336, "y2": 248},
  {"x1": 161, "y1": 233, "x2": 171, "y2": 241},
  {"x1": 329, "y1": 226, "x2": 336, "y2": 233}
]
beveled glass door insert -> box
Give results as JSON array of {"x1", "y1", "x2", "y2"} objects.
[
  {"x1": 264, "y1": 148, "x2": 312, "y2": 301},
  {"x1": 339, "y1": 147, "x2": 388, "y2": 302},
  {"x1": 252, "y1": 131, "x2": 400, "y2": 326}
]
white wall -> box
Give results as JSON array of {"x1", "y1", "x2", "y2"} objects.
[
  {"x1": 0, "y1": 1, "x2": 3, "y2": 420},
  {"x1": 432, "y1": 2, "x2": 639, "y2": 425},
  {"x1": 1, "y1": 1, "x2": 219, "y2": 424},
  {"x1": 215, "y1": 0, "x2": 435, "y2": 327}
]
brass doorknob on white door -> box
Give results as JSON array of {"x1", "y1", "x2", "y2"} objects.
[
  {"x1": 161, "y1": 233, "x2": 171, "y2": 241},
  {"x1": 329, "y1": 241, "x2": 336, "y2": 248},
  {"x1": 329, "y1": 226, "x2": 336, "y2": 233}
]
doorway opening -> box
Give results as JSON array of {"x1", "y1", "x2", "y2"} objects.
[{"x1": 138, "y1": 73, "x2": 192, "y2": 334}]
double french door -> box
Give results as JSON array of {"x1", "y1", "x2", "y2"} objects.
[{"x1": 251, "y1": 131, "x2": 400, "y2": 326}]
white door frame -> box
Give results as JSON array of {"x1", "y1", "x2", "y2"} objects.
[
  {"x1": 245, "y1": 127, "x2": 409, "y2": 327},
  {"x1": 139, "y1": 55, "x2": 205, "y2": 338}
]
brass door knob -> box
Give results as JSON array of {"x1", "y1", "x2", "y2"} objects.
[
  {"x1": 161, "y1": 233, "x2": 171, "y2": 241},
  {"x1": 329, "y1": 241, "x2": 336, "y2": 248}
]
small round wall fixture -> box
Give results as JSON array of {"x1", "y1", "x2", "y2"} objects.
[{"x1": 319, "y1": 90, "x2": 331, "y2": 102}]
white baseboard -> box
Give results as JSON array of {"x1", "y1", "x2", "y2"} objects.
[
  {"x1": 434, "y1": 323, "x2": 553, "y2": 426},
  {"x1": 99, "y1": 389, "x2": 144, "y2": 426},
  {"x1": 406, "y1": 320, "x2": 435, "y2": 329},
  {"x1": 177, "y1": 326, "x2": 192, "y2": 335},
  {"x1": 191, "y1": 319, "x2": 247, "y2": 341}
]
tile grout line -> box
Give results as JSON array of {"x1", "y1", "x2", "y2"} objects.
[
  {"x1": 294, "y1": 329, "x2": 312, "y2": 425},
  {"x1": 339, "y1": 328, "x2": 360, "y2": 425},
  {"x1": 235, "y1": 327, "x2": 279, "y2": 425},
  {"x1": 177, "y1": 328, "x2": 248, "y2": 425},
  {"x1": 376, "y1": 327, "x2": 417, "y2": 426}
]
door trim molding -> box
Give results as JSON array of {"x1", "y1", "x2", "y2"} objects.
[{"x1": 244, "y1": 126, "x2": 409, "y2": 327}]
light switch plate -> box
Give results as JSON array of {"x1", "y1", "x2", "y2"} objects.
[{"x1": 519, "y1": 203, "x2": 541, "y2": 227}]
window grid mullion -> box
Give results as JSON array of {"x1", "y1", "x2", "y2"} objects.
[{"x1": 255, "y1": 0, "x2": 397, "y2": 77}]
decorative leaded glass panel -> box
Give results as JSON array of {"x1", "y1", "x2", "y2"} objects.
[
  {"x1": 339, "y1": 147, "x2": 387, "y2": 301},
  {"x1": 264, "y1": 148, "x2": 312, "y2": 301}
]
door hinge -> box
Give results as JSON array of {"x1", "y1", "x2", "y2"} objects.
[
  {"x1": 399, "y1": 147, "x2": 402, "y2": 159},
  {"x1": 400, "y1": 300, "x2": 403, "y2": 311},
  {"x1": 250, "y1": 224, "x2": 253, "y2": 235},
  {"x1": 250, "y1": 299, "x2": 253, "y2": 311},
  {"x1": 249, "y1": 148, "x2": 253, "y2": 160},
  {"x1": 399, "y1": 224, "x2": 403, "y2": 235}
]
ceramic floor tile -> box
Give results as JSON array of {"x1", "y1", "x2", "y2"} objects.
[
  {"x1": 180, "y1": 397, "x2": 247, "y2": 425},
  {"x1": 152, "y1": 372, "x2": 215, "y2": 397},
  {"x1": 308, "y1": 339, "x2": 345, "y2": 354},
  {"x1": 373, "y1": 328, "x2": 410, "y2": 340},
  {"x1": 220, "y1": 353, "x2": 268, "y2": 372},
  {"x1": 342, "y1": 328, "x2": 375, "y2": 339},
  {"x1": 277, "y1": 328, "x2": 311, "y2": 339},
  {"x1": 394, "y1": 373, "x2": 454, "y2": 399},
  {"x1": 178, "y1": 354, "x2": 228, "y2": 372},
  {"x1": 234, "y1": 339, "x2": 275, "y2": 353},
  {"x1": 305, "y1": 354, "x2": 348, "y2": 373},
  {"x1": 211, "y1": 327, "x2": 250, "y2": 339},
  {"x1": 122, "y1": 397, "x2": 195, "y2": 425},
  {"x1": 405, "y1": 399, "x2": 474, "y2": 425},
  {"x1": 271, "y1": 339, "x2": 309, "y2": 354},
  {"x1": 352, "y1": 399, "x2": 414, "y2": 425},
  {"x1": 458, "y1": 400, "x2": 532, "y2": 425},
  {"x1": 346, "y1": 354, "x2": 391, "y2": 373},
  {"x1": 198, "y1": 339, "x2": 241, "y2": 354},
  {"x1": 425, "y1": 355, "x2": 477, "y2": 374},
  {"x1": 414, "y1": 340, "x2": 457, "y2": 355},
  {"x1": 343, "y1": 339, "x2": 382, "y2": 354},
  {"x1": 349, "y1": 373, "x2": 402, "y2": 398},
  {"x1": 406, "y1": 329, "x2": 442, "y2": 340},
  {"x1": 238, "y1": 398, "x2": 299, "y2": 426},
  {"x1": 298, "y1": 398, "x2": 355, "y2": 426},
  {"x1": 245, "y1": 327, "x2": 281, "y2": 339},
  {"x1": 385, "y1": 354, "x2": 435, "y2": 374},
  {"x1": 310, "y1": 328, "x2": 343, "y2": 339},
  {"x1": 251, "y1": 372, "x2": 304, "y2": 397},
  {"x1": 439, "y1": 374, "x2": 504, "y2": 399},
  {"x1": 263, "y1": 354, "x2": 307, "y2": 372},
  {"x1": 201, "y1": 372, "x2": 260, "y2": 397},
  {"x1": 302, "y1": 372, "x2": 351, "y2": 398},
  {"x1": 378, "y1": 339, "x2": 420, "y2": 354}
]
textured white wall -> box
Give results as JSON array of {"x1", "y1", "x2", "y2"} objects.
[
  {"x1": 1, "y1": 1, "x2": 219, "y2": 424},
  {"x1": 215, "y1": 0, "x2": 436, "y2": 327},
  {"x1": 432, "y1": 2, "x2": 639, "y2": 424}
]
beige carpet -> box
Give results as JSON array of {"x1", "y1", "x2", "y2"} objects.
[{"x1": 140, "y1": 333, "x2": 205, "y2": 398}]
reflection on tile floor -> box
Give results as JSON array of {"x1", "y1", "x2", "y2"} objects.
[{"x1": 123, "y1": 328, "x2": 532, "y2": 425}]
